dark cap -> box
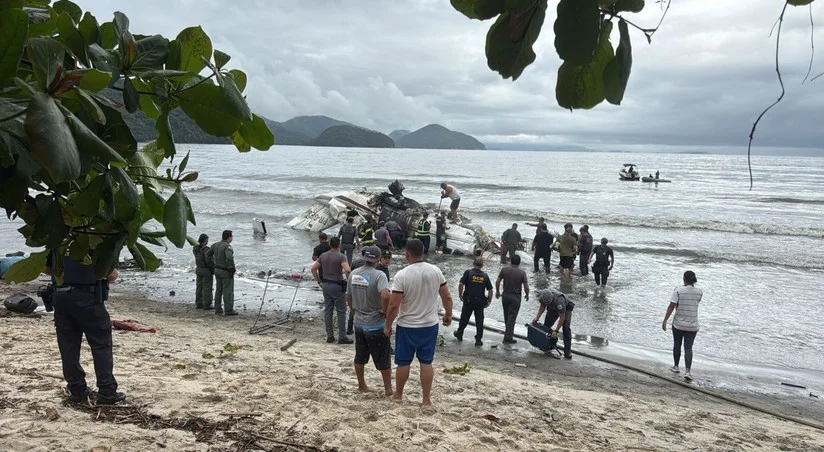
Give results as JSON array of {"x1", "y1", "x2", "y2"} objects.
[
  {"x1": 538, "y1": 217, "x2": 545, "y2": 222},
  {"x1": 601, "y1": 237, "x2": 608, "y2": 244},
  {"x1": 381, "y1": 249, "x2": 392, "y2": 259},
  {"x1": 472, "y1": 257, "x2": 484, "y2": 267},
  {"x1": 362, "y1": 246, "x2": 381, "y2": 263},
  {"x1": 582, "y1": 225, "x2": 589, "y2": 231}
]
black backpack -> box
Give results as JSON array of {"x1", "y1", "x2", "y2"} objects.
[{"x1": 4, "y1": 293, "x2": 38, "y2": 314}]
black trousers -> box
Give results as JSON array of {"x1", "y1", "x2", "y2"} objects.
[
  {"x1": 390, "y1": 231, "x2": 405, "y2": 249},
  {"x1": 672, "y1": 327, "x2": 698, "y2": 369},
  {"x1": 534, "y1": 250, "x2": 551, "y2": 273},
  {"x1": 543, "y1": 308, "x2": 573, "y2": 356},
  {"x1": 593, "y1": 265, "x2": 610, "y2": 285},
  {"x1": 457, "y1": 298, "x2": 486, "y2": 340},
  {"x1": 501, "y1": 293, "x2": 521, "y2": 341},
  {"x1": 419, "y1": 236, "x2": 431, "y2": 254},
  {"x1": 579, "y1": 252, "x2": 591, "y2": 276},
  {"x1": 53, "y1": 291, "x2": 117, "y2": 396}
]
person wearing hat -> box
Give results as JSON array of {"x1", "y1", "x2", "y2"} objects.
[
  {"x1": 346, "y1": 245, "x2": 393, "y2": 396},
  {"x1": 662, "y1": 271, "x2": 702, "y2": 381},
  {"x1": 532, "y1": 288, "x2": 575, "y2": 359},
  {"x1": 557, "y1": 223, "x2": 578, "y2": 279},
  {"x1": 208, "y1": 230, "x2": 238, "y2": 316},
  {"x1": 589, "y1": 237, "x2": 614, "y2": 286},
  {"x1": 439, "y1": 182, "x2": 461, "y2": 223},
  {"x1": 358, "y1": 216, "x2": 375, "y2": 247},
  {"x1": 454, "y1": 257, "x2": 493, "y2": 346},
  {"x1": 577, "y1": 225, "x2": 594, "y2": 277},
  {"x1": 377, "y1": 249, "x2": 392, "y2": 280}
]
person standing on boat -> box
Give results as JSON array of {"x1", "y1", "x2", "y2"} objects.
[
  {"x1": 662, "y1": 271, "x2": 702, "y2": 381},
  {"x1": 496, "y1": 254, "x2": 529, "y2": 344},
  {"x1": 440, "y1": 183, "x2": 461, "y2": 223},
  {"x1": 589, "y1": 238, "x2": 614, "y2": 286},
  {"x1": 500, "y1": 223, "x2": 521, "y2": 264},
  {"x1": 577, "y1": 225, "x2": 594, "y2": 277},
  {"x1": 557, "y1": 223, "x2": 578, "y2": 279},
  {"x1": 532, "y1": 224, "x2": 554, "y2": 273},
  {"x1": 193, "y1": 234, "x2": 213, "y2": 310},
  {"x1": 338, "y1": 217, "x2": 358, "y2": 263},
  {"x1": 655, "y1": 170, "x2": 660, "y2": 180}
]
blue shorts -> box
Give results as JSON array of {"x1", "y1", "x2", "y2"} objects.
[{"x1": 395, "y1": 324, "x2": 439, "y2": 366}]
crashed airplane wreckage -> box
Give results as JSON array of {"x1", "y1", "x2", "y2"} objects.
[{"x1": 271, "y1": 181, "x2": 500, "y2": 257}]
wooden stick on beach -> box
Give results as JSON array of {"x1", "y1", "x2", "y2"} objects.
[{"x1": 280, "y1": 338, "x2": 298, "y2": 351}]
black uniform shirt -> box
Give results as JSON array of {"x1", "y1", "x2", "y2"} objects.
[{"x1": 460, "y1": 267, "x2": 492, "y2": 301}]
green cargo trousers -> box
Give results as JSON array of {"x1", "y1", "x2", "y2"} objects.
[
  {"x1": 195, "y1": 267, "x2": 213, "y2": 308},
  {"x1": 214, "y1": 270, "x2": 234, "y2": 313}
]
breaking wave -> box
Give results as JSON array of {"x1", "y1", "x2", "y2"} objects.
[
  {"x1": 755, "y1": 197, "x2": 824, "y2": 206},
  {"x1": 611, "y1": 245, "x2": 824, "y2": 271},
  {"x1": 463, "y1": 206, "x2": 824, "y2": 239}
]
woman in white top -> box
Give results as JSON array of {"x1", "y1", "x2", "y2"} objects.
[{"x1": 662, "y1": 271, "x2": 702, "y2": 381}]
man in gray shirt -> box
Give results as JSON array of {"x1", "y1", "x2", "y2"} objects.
[
  {"x1": 311, "y1": 237, "x2": 352, "y2": 344},
  {"x1": 374, "y1": 221, "x2": 393, "y2": 251},
  {"x1": 532, "y1": 288, "x2": 574, "y2": 359},
  {"x1": 346, "y1": 246, "x2": 393, "y2": 396},
  {"x1": 496, "y1": 254, "x2": 529, "y2": 344}
]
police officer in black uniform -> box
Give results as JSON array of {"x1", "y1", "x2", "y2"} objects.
[
  {"x1": 45, "y1": 252, "x2": 124, "y2": 405},
  {"x1": 453, "y1": 257, "x2": 494, "y2": 347}
]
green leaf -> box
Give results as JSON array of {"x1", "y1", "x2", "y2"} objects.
[
  {"x1": 218, "y1": 73, "x2": 252, "y2": 121},
  {"x1": 32, "y1": 196, "x2": 69, "y2": 249},
  {"x1": 120, "y1": 30, "x2": 137, "y2": 68},
  {"x1": 69, "y1": 234, "x2": 90, "y2": 263},
  {"x1": 614, "y1": 0, "x2": 644, "y2": 13},
  {"x1": 182, "y1": 190, "x2": 195, "y2": 225},
  {"x1": 100, "y1": 21, "x2": 116, "y2": 49},
  {"x1": 213, "y1": 49, "x2": 230, "y2": 69},
  {"x1": 122, "y1": 76, "x2": 138, "y2": 113},
  {"x1": 78, "y1": 11, "x2": 100, "y2": 46},
  {"x1": 0, "y1": 1, "x2": 24, "y2": 10},
  {"x1": 230, "y1": 130, "x2": 251, "y2": 153},
  {"x1": 485, "y1": 0, "x2": 547, "y2": 80},
  {"x1": 95, "y1": 101, "x2": 137, "y2": 158},
  {"x1": 142, "y1": 185, "x2": 164, "y2": 221},
  {"x1": 155, "y1": 106, "x2": 175, "y2": 157},
  {"x1": 138, "y1": 233, "x2": 166, "y2": 248},
  {"x1": 0, "y1": 8, "x2": 28, "y2": 84},
  {"x1": 92, "y1": 232, "x2": 126, "y2": 279},
  {"x1": 56, "y1": 11, "x2": 88, "y2": 66},
  {"x1": 101, "y1": 171, "x2": 115, "y2": 220},
  {"x1": 168, "y1": 26, "x2": 212, "y2": 73},
  {"x1": 177, "y1": 82, "x2": 243, "y2": 137},
  {"x1": 227, "y1": 69, "x2": 247, "y2": 92},
  {"x1": 450, "y1": 0, "x2": 505, "y2": 20},
  {"x1": 163, "y1": 186, "x2": 187, "y2": 247},
  {"x1": 53, "y1": 0, "x2": 81, "y2": 23},
  {"x1": 178, "y1": 150, "x2": 189, "y2": 173},
  {"x1": 71, "y1": 174, "x2": 105, "y2": 216},
  {"x1": 26, "y1": 37, "x2": 65, "y2": 92},
  {"x1": 2, "y1": 250, "x2": 48, "y2": 283},
  {"x1": 24, "y1": 93, "x2": 81, "y2": 183},
  {"x1": 73, "y1": 87, "x2": 105, "y2": 124},
  {"x1": 556, "y1": 21, "x2": 614, "y2": 110},
  {"x1": 238, "y1": 114, "x2": 274, "y2": 151},
  {"x1": 554, "y1": 0, "x2": 600, "y2": 66},
  {"x1": 78, "y1": 68, "x2": 111, "y2": 92},
  {"x1": 132, "y1": 34, "x2": 168, "y2": 70},
  {"x1": 111, "y1": 166, "x2": 139, "y2": 209},
  {"x1": 26, "y1": 10, "x2": 57, "y2": 38},
  {"x1": 112, "y1": 11, "x2": 129, "y2": 39},
  {"x1": 788, "y1": 0, "x2": 815, "y2": 5},
  {"x1": 133, "y1": 241, "x2": 160, "y2": 271},
  {"x1": 64, "y1": 108, "x2": 128, "y2": 166},
  {"x1": 604, "y1": 19, "x2": 632, "y2": 105}
]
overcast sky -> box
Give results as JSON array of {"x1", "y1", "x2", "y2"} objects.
[{"x1": 77, "y1": 0, "x2": 823, "y2": 154}]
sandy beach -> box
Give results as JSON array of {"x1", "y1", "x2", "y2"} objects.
[{"x1": 1, "y1": 280, "x2": 823, "y2": 452}]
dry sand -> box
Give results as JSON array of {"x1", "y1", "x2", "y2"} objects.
[{"x1": 1, "y1": 280, "x2": 823, "y2": 452}]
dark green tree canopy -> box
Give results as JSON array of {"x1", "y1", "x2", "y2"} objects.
[{"x1": 0, "y1": 0, "x2": 273, "y2": 283}]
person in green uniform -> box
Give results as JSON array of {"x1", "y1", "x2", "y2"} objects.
[
  {"x1": 557, "y1": 223, "x2": 578, "y2": 279},
  {"x1": 208, "y1": 230, "x2": 238, "y2": 316},
  {"x1": 501, "y1": 223, "x2": 522, "y2": 264},
  {"x1": 192, "y1": 234, "x2": 213, "y2": 310}
]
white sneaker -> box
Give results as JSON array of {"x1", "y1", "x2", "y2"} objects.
[
  {"x1": 684, "y1": 371, "x2": 693, "y2": 381},
  {"x1": 669, "y1": 365, "x2": 680, "y2": 374}
]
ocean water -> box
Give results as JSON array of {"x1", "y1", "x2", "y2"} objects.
[{"x1": 2, "y1": 145, "x2": 823, "y2": 373}]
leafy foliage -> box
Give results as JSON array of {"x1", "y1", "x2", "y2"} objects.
[{"x1": 0, "y1": 1, "x2": 273, "y2": 282}]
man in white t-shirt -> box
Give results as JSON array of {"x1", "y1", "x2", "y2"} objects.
[
  {"x1": 440, "y1": 182, "x2": 461, "y2": 223},
  {"x1": 384, "y1": 239, "x2": 453, "y2": 406},
  {"x1": 662, "y1": 270, "x2": 703, "y2": 381}
]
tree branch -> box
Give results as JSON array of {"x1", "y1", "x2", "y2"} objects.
[
  {"x1": 747, "y1": 2, "x2": 788, "y2": 191},
  {"x1": 109, "y1": 85, "x2": 156, "y2": 96},
  {"x1": 175, "y1": 73, "x2": 216, "y2": 94},
  {"x1": 648, "y1": 0, "x2": 673, "y2": 41},
  {"x1": 802, "y1": 3, "x2": 815, "y2": 84}
]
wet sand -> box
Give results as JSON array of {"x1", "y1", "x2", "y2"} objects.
[{"x1": 1, "y1": 279, "x2": 823, "y2": 451}]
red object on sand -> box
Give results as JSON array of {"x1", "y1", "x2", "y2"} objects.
[
  {"x1": 112, "y1": 319, "x2": 157, "y2": 333},
  {"x1": 291, "y1": 273, "x2": 302, "y2": 279}
]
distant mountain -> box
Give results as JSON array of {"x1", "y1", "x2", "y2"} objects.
[
  {"x1": 389, "y1": 129, "x2": 411, "y2": 142},
  {"x1": 396, "y1": 124, "x2": 485, "y2": 150},
  {"x1": 309, "y1": 125, "x2": 394, "y2": 148},
  {"x1": 279, "y1": 115, "x2": 351, "y2": 139},
  {"x1": 485, "y1": 142, "x2": 591, "y2": 152},
  {"x1": 262, "y1": 119, "x2": 311, "y2": 145}
]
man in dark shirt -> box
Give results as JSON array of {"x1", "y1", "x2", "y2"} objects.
[
  {"x1": 501, "y1": 223, "x2": 521, "y2": 264},
  {"x1": 45, "y1": 252, "x2": 125, "y2": 405},
  {"x1": 435, "y1": 212, "x2": 448, "y2": 253},
  {"x1": 338, "y1": 217, "x2": 358, "y2": 263},
  {"x1": 312, "y1": 232, "x2": 332, "y2": 281},
  {"x1": 192, "y1": 233, "x2": 213, "y2": 309},
  {"x1": 532, "y1": 288, "x2": 574, "y2": 359},
  {"x1": 495, "y1": 254, "x2": 529, "y2": 344},
  {"x1": 377, "y1": 249, "x2": 391, "y2": 280},
  {"x1": 311, "y1": 237, "x2": 352, "y2": 344},
  {"x1": 386, "y1": 219, "x2": 405, "y2": 249},
  {"x1": 589, "y1": 237, "x2": 615, "y2": 286},
  {"x1": 454, "y1": 257, "x2": 493, "y2": 347},
  {"x1": 577, "y1": 225, "x2": 594, "y2": 276},
  {"x1": 532, "y1": 224, "x2": 554, "y2": 274}
]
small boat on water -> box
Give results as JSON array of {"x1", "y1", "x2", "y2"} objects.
[
  {"x1": 619, "y1": 163, "x2": 640, "y2": 181},
  {"x1": 641, "y1": 176, "x2": 671, "y2": 183}
]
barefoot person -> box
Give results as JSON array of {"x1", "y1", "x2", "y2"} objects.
[
  {"x1": 346, "y1": 246, "x2": 393, "y2": 396},
  {"x1": 662, "y1": 271, "x2": 703, "y2": 381},
  {"x1": 384, "y1": 239, "x2": 453, "y2": 406}
]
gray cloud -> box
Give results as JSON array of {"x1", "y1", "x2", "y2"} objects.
[{"x1": 77, "y1": 0, "x2": 824, "y2": 152}]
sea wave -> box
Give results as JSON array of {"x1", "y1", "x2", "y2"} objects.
[
  {"x1": 755, "y1": 197, "x2": 824, "y2": 206},
  {"x1": 184, "y1": 185, "x2": 312, "y2": 201},
  {"x1": 611, "y1": 245, "x2": 824, "y2": 271},
  {"x1": 462, "y1": 207, "x2": 824, "y2": 239}
]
